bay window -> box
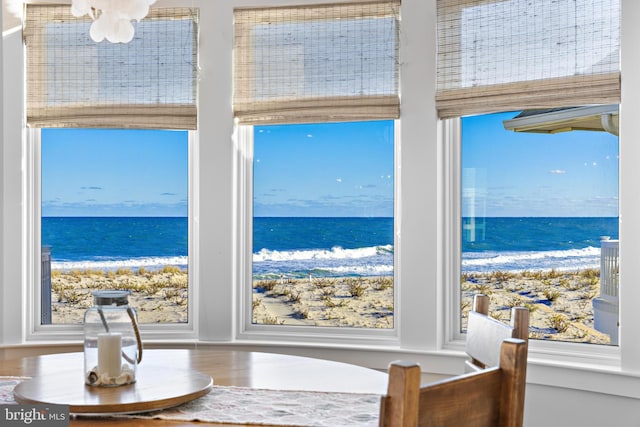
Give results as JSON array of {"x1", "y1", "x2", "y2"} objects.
[{"x1": 1, "y1": 1, "x2": 639, "y2": 404}]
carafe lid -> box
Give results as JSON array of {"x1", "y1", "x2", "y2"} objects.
[{"x1": 92, "y1": 290, "x2": 130, "y2": 306}]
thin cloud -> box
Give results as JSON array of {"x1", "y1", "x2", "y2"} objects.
[
  {"x1": 549, "y1": 169, "x2": 566, "y2": 174},
  {"x1": 81, "y1": 186, "x2": 103, "y2": 190}
]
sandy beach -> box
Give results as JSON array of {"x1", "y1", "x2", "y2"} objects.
[
  {"x1": 50, "y1": 267, "x2": 611, "y2": 344},
  {"x1": 461, "y1": 269, "x2": 610, "y2": 344},
  {"x1": 252, "y1": 276, "x2": 395, "y2": 328},
  {"x1": 255, "y1": 269, "x2": 610, "y2": 344},
  {"x1": 51, "y1": 267, "x2": 188, "y2": 324}
]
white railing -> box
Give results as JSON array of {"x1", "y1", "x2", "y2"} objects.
[{"x1": 600, "y1": 238, "x2": 619, "y2": 300}]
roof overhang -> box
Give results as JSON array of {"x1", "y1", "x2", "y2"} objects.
[{"x1": 502, "y1": 104, "x2": 619, "y2": 136}]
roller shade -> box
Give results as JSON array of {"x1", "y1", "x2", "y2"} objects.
[
  {"x1": 233, "y1": 1, "x2": 400, "y2": 125},
  {"x1": 24, "y1": 5, "x2": 199, "y2": 129},
  {"x1": 436, "y1": 0, "x2": 620, "y2": 119}
]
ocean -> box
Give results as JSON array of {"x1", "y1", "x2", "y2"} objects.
[
  {"x1": 42, "y1": 217, "x2": 188, "y2": 271},
  {"x1": 462, "y1": 217, "x2": 618, "y2": 273},
  {"x1": 253, "y1": 217, "x2": 393, "y2": 279},
  {"x1": 42, "y1": 216, "x2": 618, "y2": 276}
]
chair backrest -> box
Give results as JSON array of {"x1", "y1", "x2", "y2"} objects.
[
  {"x1": 378, "y1": 294, "x2": 530, "y2": 427},
  {"x1": 379, "y1": 338, "x2": 528, "y2": 427},
  {"x1": 466, "y1": 294, "x2": 529, "y2": 371}
]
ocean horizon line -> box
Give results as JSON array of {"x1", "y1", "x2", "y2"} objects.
[
  {"x1": 41, "y1": 215, "x2": 618, "y2": 220},
  {"x1": 42, "y1": 215, "x2": 188, "y2": 218}
]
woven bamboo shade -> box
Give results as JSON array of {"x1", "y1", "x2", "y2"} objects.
[
  {"x1": 437, "y1": 0, "x2": 620, "y2": 118},
  {"x1": 24, "y1": 5, "x2": 199, "y2": 130},
  {"x1": 233, "y1": 1, "x2": 400, "y2": 125}
]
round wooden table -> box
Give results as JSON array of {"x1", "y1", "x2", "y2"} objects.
[{"x1": 0, "y1": 348, "x2": 389, "y2": 426}]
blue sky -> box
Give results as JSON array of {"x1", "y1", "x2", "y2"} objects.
[
  {"x1": 42, "y1": 128, "x2": 188, "y2": 217},
  {"x1": 41, "y1": 114, "x2": 618, "y2": 218},
  {"x1": 253, "y1": 121, "x2": 395, "y2": 217},
  {"x1": 463, "y1": 112, "x2": 619, "y2": 217}
]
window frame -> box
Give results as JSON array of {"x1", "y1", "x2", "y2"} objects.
[
  {"x1": 441, "y1": 116, "x2": 622, "y2": 366},
  {"x1": 234, "y1": 122, "x2": 401, "y2": 345},
  {"x1": 24, "y1": 128, "x2": 199, "y2": 341}
]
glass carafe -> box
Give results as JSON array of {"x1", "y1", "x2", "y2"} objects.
[{"x1": 83, "y1": 290, "x2": 143, "y2": 387}]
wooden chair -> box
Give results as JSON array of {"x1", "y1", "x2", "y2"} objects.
[
  {"x1": 379, "y1": 294, "x2": 530, "y2": 427},
  {"x1": 466, "y1": 294, "x2": 529, "y2": 371},
  {"x1": 379, "y1": 338, "x2": 528, "y2": 427}
]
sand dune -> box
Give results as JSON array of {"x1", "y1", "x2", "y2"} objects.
[{"x1": 50, "y1": 268, "x2": 612, "y2": 345}]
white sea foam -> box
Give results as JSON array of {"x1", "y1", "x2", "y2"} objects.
[
  {"x1": 52, "y1": 256, "x2": 188, "y2": 271},
  {"x1": 253, "y1": 245, "x2": 393, "y2": 263},
  {"x1": 51, "y1": 245, "x2": 599, "y2": 276},
  {"x1": 462, "y1": 246, "x2": 601, "y2": 273},
  {"x1": 252, "y1": 245, "x2": 394, "y2": 277},
  {"x1": 325, "y1": 264, "x2": 394, "y2": 275}
]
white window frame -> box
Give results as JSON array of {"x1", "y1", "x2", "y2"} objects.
[
  {"x1": 431, "y1": 0, "x2": 640, "y2": 399},
  {"x1": 24, "y1": 128, "x2": 199, "y2": 341},
  {"x1": 234, "y1": 122, "x2": 401, "y2": 345},
  {"x1": 441, "y1": 116, "x2": 622, "y2": 365}
]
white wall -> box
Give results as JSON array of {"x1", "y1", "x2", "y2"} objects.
[
  {"x1": 191, "y1": 0, "x2": 236, "y2": 341},
  {"x1": 1, "y1": 15, "x2": 20, "y2": 345},
  {"x1": 619, "y1": 0, "x2": 640, "y2": 375},
  {"x1": 525, "y1": 385, "x2": 640, "y2": 427},
  {"x1": 0, "y1": 0, "x2": 3, "y2": 346}
]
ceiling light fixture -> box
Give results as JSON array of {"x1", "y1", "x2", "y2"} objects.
[{"x1": 71, "y1": 0, "x2": 157, "y2": 43}]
